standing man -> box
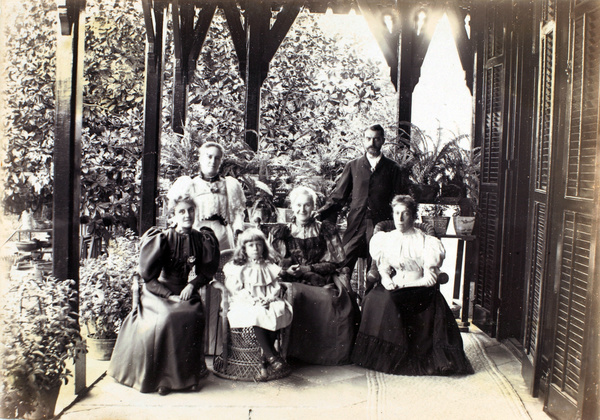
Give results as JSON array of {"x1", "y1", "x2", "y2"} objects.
[
  {"x1": 191, "y1": 141, "x2": 246, "y2": 250},
  {"x1": 319, "y1": 124, "x2": 410, "y2": 275}
]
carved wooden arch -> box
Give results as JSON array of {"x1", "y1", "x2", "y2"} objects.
[{"x1": 137, "y1": 1, "x2": 473, "y2": 233}]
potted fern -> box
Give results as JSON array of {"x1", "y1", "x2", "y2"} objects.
[
  {"x1": 394, "y1": 123, "x2": 476, "y2": 205},
  {"x1": 0, "y1": 273, "x2": 80, "y2": 419}
]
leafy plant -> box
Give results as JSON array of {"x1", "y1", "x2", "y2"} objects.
[
  {"x1": 0, "y1": 274, "x2": 80, "y2": 419},
  {"x1": 80, "y1": 127, "x2": 141, "y2": 233},
  {"x1": 160, "y1": 129, "x2": 202, "y2": 181},
  {"x1": 79, "y1": 231, "x2": 139, "y2": 339},
  {"x1": 421, "y1": 203, "x2": 449, "y2": 217},
  {"x1": 392, "y1": 122, "x2": 479, "y2": 205},
  {"x1": 80, "y1": 0, "x2": 144, "y2": 231},
  {"x1": 2, "y1": 0, "x2": 145, "y2": 223},
  {"x1": 1, "y1": 0, "x2": 57, "y2": 215},
  {"x1": 455, "y1": 146, "x2": 481, "y2": 215}
]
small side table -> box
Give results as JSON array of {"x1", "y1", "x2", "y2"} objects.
[{"x1": 439, "y1": 234, "x2": 476, "y2": 332}]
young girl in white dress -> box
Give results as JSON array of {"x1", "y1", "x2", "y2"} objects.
[{"x1": 223, "y1": 228, "x2": 293, "y2": 373}]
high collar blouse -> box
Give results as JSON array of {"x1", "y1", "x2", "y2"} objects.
[{"x1": 370, "y1": 227, "x2": 445, "y2": 289}]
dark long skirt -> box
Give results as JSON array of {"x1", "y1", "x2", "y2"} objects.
[
  {"x1": 283, "y1": 282, "x2": 360, "y2": 365},
  {"x1": 108, "y1": 287, "x2": 207, "y2": 393},
  {"x1": 351, "y1": 284, "x2": 472, "y2": 375}
]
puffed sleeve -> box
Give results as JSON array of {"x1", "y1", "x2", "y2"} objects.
[
  {"x1": 139, "y1": 227, "x2": 173, "y2": 298},
  {"x1": 223, "y1": 262, "x2": 245, "y2": 296},
  {"x1": 369, "y1": 231, "x2": 388, "y2": 262},
  {"x1": 189, "y1": 227, "x2": 220, "y2": 289},
  {"x1": 225, "y1": 177, "x2": 246, "y2": 233},
  {"x1": 369, "y1": 231, "x2": 395, "y2": 282},
  {"x1": 421, "y1": 235, "x2": 446, "y2": 285}
]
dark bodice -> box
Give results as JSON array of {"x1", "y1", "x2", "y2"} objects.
[
  {"x1": 279, "y1": 227, "x2": 328, "y2": 266},
  {"x1": 140, "y1": 227, "x2": 220, "y2": 297},
  {"x1": 272, "y1": 220, "x2": 345, "y2": 282}
]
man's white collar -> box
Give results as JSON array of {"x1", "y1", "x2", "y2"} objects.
[{"x1": 366, "y1": 153, "x2": 382, "y2": 170}]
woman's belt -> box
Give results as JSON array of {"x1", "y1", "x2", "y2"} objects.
[{"x1": 201, "y1": 214, "x2": 227, "y2": 226}]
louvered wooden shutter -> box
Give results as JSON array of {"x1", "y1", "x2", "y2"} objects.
[
  {"x1": 473, "y1": 2, "x2": 507, "y2": 335},
  {"x1": 523, "y1": 14, "x2": 556, "y2": 369},
  {"x1": 546, "y1": 2, "x2": 600, "y2": 418}
]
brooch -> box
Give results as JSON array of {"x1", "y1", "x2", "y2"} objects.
[
  {"x1": 209, "y1": 183, "x2": 221, "y2": 194},
  {"x1": 187, "y1": 256, "x2": 196, "y2": 264}
]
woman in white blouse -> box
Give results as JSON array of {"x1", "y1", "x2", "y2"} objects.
[
  {"x1": 190, "y1": 142, "x2": 245, "y2": 250},
  {"x1": 351, "y1": 195, "x2": 472, "y2": 376}
]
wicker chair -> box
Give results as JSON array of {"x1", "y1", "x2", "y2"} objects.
[
  {"x1": 365, "y1": 221, "x2": 449, "y2": 288},
  {"x1": 211, "y1": 250, "x2": 290, "y2": 382}
]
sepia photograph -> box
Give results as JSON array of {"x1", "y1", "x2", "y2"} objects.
[{"x1": 0, "y1": 0, "x2": 598, "y2": 419}]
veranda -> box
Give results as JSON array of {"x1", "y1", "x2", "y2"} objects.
[{"x1": 1, "y1": 1, "x2": 599, "y2": 419}]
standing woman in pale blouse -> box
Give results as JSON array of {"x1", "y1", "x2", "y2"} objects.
[
  {"x1": 191, "y1": 142, "x2": 246, "y2": 250},
  {"x1": 352, "y1": 195, "x2": 472, "y2": 376}
]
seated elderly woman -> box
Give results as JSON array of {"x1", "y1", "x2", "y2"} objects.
[
  {"x1": 351, "y1": 195, "x2": 472, "y2": 375},
  {"x1": 271, "y1": 186, "x2": 360, "y2": 365}
]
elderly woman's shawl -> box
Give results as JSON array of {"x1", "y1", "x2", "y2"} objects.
[{"x1": 272, "y1": 219, "x2": 360, "y2": 365}]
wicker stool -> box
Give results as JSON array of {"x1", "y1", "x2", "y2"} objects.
[{"x1": 212, "y1": 327, "x2": 290, "y2": 382}]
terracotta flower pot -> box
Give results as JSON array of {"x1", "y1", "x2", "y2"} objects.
[
  {"x1": 16, "y1": 240, "x2": 41, "y2": 252},
  {"x1": 87, "y1": 336, "x2": 117, "y2": 361},
  {"x1": 26, "y1": 383, "x2": 61, "y2": 420}
]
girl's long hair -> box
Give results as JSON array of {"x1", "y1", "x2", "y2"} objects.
[{"x1": 232, "y1": 228, "x2": 279, "y2": 265}]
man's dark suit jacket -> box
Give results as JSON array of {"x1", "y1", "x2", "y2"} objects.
[{"x1": 319, "y1": 154, "x2": 409, "y2": 246}]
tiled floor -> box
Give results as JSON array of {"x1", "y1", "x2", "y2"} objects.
[{"x1": 54, "y1": 326, "x2": 551, "y2": 420}]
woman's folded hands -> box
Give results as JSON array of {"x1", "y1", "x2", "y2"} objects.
[{"x1": 179, "y1": 283, "x2": 194, "y2": 301}]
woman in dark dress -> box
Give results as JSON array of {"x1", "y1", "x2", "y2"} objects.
[
  {"x1": 108, "y1": 177, "x2": 220, "y2": 395},
  {"x1": 352, "y1": 195, "x2": 472, "y2": 375},
  {"x1": 272, "y1": 186, "x2": 359, "y2": 365}
]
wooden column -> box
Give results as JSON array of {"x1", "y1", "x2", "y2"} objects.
[
  {"x1": 243, "y1": 2, "x2": 270, "y2": 152},
  {"x1": 357, "y1": 2, "x2": 400, "y2": 90},
  {"x1": 225, "y1": 2, "x2": 298, "y2": 152},
  {"x1": 140, "y1": 0, "x2": 166, "y2": 235},
  {"x1": 358, "y1": 3, "x2": 439, "y2": 131},
  {"x1": 223, "y1": 1, "x2": 247, "y2": 81},
  {"x1": 447, "y1": 6, "x2": 474, "y2": 95},
  {"x1": 397, "y1": 5, "x2": 414, "y2": 124},
  {"x1": 172, "y1": 2, "x2": 216, "y2": 134},
  {"x1": 54, "y1": 0, "x2": 86, "y2": 393},
  {"x1": 171, "y1": 1, "x2": 195, "y2": 134}
]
